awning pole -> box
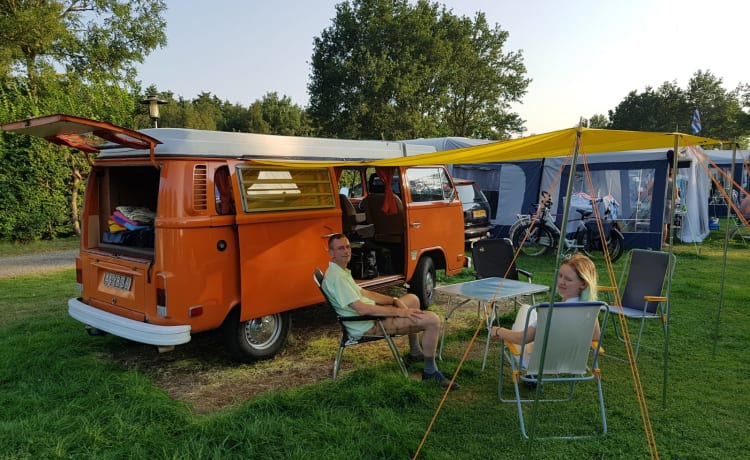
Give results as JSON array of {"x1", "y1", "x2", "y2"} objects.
[
  {"x1": 525, "y1": 128, "x2": 582, "y2": 453},
  {"x1": 713, "y1": 141, "x2": 736, "y2": 356}
]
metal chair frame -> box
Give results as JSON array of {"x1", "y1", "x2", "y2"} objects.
[{"x1": 313, "y1": 268, "x2": 408, "y2": 379}]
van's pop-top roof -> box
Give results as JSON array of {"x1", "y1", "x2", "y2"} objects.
[
  {"x1": 131, "y1": 127, "x2": 435, "y2": 161},
  {"x1": 1, "y1": 114, "x2": 435, "y2": 162}
]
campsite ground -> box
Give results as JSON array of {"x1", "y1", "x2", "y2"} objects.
[
  {"x1": 0, "y1": 245, "x2": 481, "y2": 413},
  {"x1": 2, "y1": 233, "x2": 749, "y2": 458}
]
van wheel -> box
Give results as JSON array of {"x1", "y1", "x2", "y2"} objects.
[
  {"x1": 223, "y1": 309, "x2": 291, "y2": 363},
  {"x1": 409, "y1": 256, "x2": 435, "y2": 310}
]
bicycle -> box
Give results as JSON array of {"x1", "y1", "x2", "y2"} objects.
[{"x1": 510, "y1": 191, "x2": 625, "y2": 262}]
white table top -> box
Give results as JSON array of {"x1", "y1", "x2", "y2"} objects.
[{"x1": 436, "y1": 277, "x2": 549, "y2": 303}]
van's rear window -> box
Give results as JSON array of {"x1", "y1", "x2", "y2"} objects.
[{"x1": 237, "y1": 166, "x2": 335, "y2": 212}]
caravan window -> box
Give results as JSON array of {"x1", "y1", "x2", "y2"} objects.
[
  {"x1": 237, "y1": 166, "x2": 335, "y2": 212},
  {"x1": 620, "y1": 168, "x2": 657, "y2": 232}
]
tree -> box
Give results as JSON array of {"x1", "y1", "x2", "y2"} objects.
[
  {"x1": 307, "y1": 0, "x2": 529, "y2": 140},
  {"x1": 607, "y1": 70, "x2": 749, "y2": 143},
  {"x1": 0, "y1": 1, "x2": 167, "y2": 241},
  {"x1": 1, "y1": 0, "x2": 167, "y2": 91},
  {"x1": 686, "y1": 70, "x2": 745, "y2": 141},
  {"x1": 608, "y1": 82, "x2": 689, "y2": 132},
  {"x1": 584, "y1": 114, "x2": 609, "y2": 129},
  {"x1": 250, "y1": 92, "x2": 314, "y2": 136}
]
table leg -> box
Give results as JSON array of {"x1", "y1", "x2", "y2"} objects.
[
  {"x1": 439, "y1": 296, "x2": 472, "y2": 360},
  {"x1": 481, "y1": 301, "x2": 496, "y2": 371}
]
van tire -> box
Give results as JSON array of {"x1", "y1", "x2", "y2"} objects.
[
  {"x1": 409, "y1": 256, "x2": 435, "y2": 310},
  {"x1": 222, "y1": 309, "x2": 291, "y2": 363}
]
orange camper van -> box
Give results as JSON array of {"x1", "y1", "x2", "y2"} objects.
[{"x1": 3, "y1": 114, "x2": 467, "y2": 362}]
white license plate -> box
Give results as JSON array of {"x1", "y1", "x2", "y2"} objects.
[
  {"x1": 473, "y1": 209, "x2": 487, "y2": 218},
  {"x1": 103, "y1": 272, "x2": 132, "y2": 291}
]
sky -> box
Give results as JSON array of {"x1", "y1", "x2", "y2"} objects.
[{"x1": 136, "y1": 0, "x2": 749, "y2": 136}]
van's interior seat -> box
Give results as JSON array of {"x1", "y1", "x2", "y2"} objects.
[
  {"x1": 363, "y1": 175, "x2": 404, "y2": 243},
  {"x1": 340, "y1": 194, "x2": 375, "y2": 239}
]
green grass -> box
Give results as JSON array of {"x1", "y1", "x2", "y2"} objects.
[
  {"x1": 0, "y1": 236, "x2": 79, "y2": 257},
  {"x1": 1, "y1": 228, "x2": 749, "y2": 459}
]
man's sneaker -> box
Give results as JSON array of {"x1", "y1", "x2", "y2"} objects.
[{"x1": 422, "y1": 370, "x2": 459, "y2": 390}]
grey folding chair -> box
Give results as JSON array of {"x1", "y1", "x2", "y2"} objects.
[
  {"x1": 313, "y1": 268, "x2": 407, "y2": 379},
  {"x1": 498, "y1": 301, "x2": 610, "y2": 439},
  {"x1": 599, "y1": 249, "x2": 675, "y2": 359}
]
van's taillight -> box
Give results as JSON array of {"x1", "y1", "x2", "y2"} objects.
[
  {"x1": 189, "y1": 306, "x2": 203, "y2": 317},
  {"x1": 156, "y1": 274, "x2": 167, "y2": 317}
]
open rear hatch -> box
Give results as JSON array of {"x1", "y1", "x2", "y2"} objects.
[
  {"x1": 2, "y1": 113, "x2": 161, "y2": 162},
  {"x1": 3, "y1": 115, "x2": 163, "y2": 320}
]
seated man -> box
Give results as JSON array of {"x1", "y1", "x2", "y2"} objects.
[{"x1": 322, "y1": 233, "x2": 458, "y2": 389}]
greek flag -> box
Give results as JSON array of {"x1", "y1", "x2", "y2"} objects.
[{"x1": 691, "y1": 109, "x2": 701, "y2": 134}]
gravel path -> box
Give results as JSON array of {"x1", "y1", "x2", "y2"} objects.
[{"x1": 0, "y1": 249, "x2": 78, "y2": 278}]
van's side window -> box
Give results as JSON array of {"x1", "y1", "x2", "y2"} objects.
[
  {"x1": 405, "y1": 167, "x2": 450, "y2": 202},
  {"x1": 237, "y1": 166, "x2": 335, "y2": 212}
]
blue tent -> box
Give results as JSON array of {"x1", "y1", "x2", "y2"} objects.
[{"x1": 404, "y1": 138, "x2": 713, "y2": 249}]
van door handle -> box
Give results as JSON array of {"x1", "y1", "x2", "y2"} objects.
[{"x1": 410, "y1": 221, "x2": 421, "y2": 228}]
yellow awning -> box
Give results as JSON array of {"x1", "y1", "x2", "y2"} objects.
[{"x1": 252, "y1": 127, "x2": 723, "y2": 168}]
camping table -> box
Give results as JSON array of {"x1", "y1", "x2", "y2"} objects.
[{"x1": 435, "y1": 277, "x2": 549, "y2": 369}]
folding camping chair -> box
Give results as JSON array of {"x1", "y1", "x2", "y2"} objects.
[
  {"x1": 473, "y1": 238, "x2": 534, "y2": 294},
  {"x1": 498, "y1": 301, "x2": 610, "y2": 439},
  {"x1": 313, "y1": 268, "x2": 408, "y2": 379},
  {"x1": 727, "y1": 190, "x2": 750, "y2": 243},
  {"x1": 599, "y1": 249, "x2": 675, "y2": 360},
  {"x1": 472, "y1": 238, "x2": 536, "y2": 369}
]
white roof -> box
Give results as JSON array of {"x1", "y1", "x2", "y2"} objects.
[{"x1": 99, "y1": 128, "x2": 436, "y2": 160}]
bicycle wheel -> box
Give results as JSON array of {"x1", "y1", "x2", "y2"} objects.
[
  {"x1": 513, "y1": 224, "x2": 552, "y2": 256},
  {"x1": 508, "y1": 215, "x2": 530, "y2": 243},
  {"x1": 605, "y1": 228, "x2": 625, "y2": 262},
  {"x1": 582, "y1": 228, "x2": 625, "y2": 263}
]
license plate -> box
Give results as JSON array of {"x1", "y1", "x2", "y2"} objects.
[
  {"x1": 103, "y1": 272, "x2": 132, "y2": 291},
  {"x1": 473, "y1": 209, "x2": 487, "y2": 218}
]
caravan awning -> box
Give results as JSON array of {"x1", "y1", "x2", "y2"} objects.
[{"x1": 253, "y1": 127, "x2": 723, "y2": 167}]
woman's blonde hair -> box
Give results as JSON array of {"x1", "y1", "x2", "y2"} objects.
[{"x1": 561, "y1": 254, "x2": 598, "y2": 301}]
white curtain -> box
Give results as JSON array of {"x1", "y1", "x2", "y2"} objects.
[{"x1": 678, "y1": 147, "x2": 710, "y2": 243}]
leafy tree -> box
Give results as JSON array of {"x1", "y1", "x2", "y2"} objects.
[
  {"x1": 608, "y1": 70, "x2": 749, "y2": 143},
  {"x1": 248, "y1": 92, "x2": 314, "y2": 136},
  {"x1": 0, "y1": 1, "x2": 166, "y2": 241},
  {"x1": 1, "y1": 0, "x2": 167, "y2": 91},
  {"x1": 218, "y1": 100, "x2": 252, "y2": 133},
  {"x1": 608, "y1": 81, "x2": 689, "y2": 132},
  {"x1": 583, "y1": 114, "x2": 609, "y2": 129},
  {"x1": 308, "y1": 0, "x2": 529, "y2": 140},
  {"x1": 686, "y1": 70, "x2": 746, "y2": 142}
]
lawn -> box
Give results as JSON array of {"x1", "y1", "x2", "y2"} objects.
[{"x1": 0, "y1": 229, "x2": 748, "y2": 459}]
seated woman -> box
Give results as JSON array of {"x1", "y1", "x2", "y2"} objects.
[
  {"x1": 740, "y1": 194, "x2": 750, "y2": 219},
  {"x1": 490, "y1": 253, "x2": 600, "y2": 347}
]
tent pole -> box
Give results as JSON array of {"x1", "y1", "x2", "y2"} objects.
[
  {"x1": 713, "y1": 142, "x2": 736, "y2": 356},
  {"x1": 525, "y1": 129, "x2": 582, "y2": 453},
  {"x1": 662, "y1": 134, "x2": 679, "y2": 408}
]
